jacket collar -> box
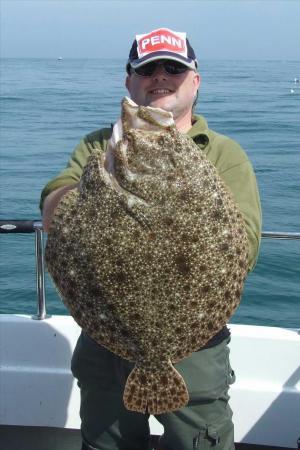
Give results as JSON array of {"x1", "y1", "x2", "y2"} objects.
[{"x1": 187, "y1": 114, "x2": 210, "y2": 149}]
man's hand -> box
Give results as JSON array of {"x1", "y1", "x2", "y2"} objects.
[{"x1": 42, "y1": 184, "x2": 79, "y2": 233}]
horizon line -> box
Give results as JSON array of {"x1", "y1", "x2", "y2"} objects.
[{"x1": 1, "y1": 56, "x2": 300, "y2": 62}]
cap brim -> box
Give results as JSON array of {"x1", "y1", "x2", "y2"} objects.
[{"x1": 129, "y1": 51, "x2": 197, "y2": 70}]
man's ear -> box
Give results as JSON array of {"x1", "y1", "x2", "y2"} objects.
[{"x1": 193, "y1": 72, "x2": 201, "y2": 92}]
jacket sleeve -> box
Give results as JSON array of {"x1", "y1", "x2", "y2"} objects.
[
  {"x1": 39, "y1": 138, "x2": 91, "y2": 211},
  {"x1": 217, "y1": 140, "x2": 262, "y2": 271}
]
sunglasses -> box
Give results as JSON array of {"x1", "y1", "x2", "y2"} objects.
[{"x1": 131, "y1": 60, "x2": 190, "y2": 77}]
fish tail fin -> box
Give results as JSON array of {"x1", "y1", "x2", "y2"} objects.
[{"x1": 123, "y1": 360, "x2": 189, "y2": 414}]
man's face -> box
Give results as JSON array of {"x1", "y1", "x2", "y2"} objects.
[{"x1": 125, "y1": 60, "x2": 200, "y2": 122}]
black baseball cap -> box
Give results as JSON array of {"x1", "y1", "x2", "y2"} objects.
[{"x1": 127, "y1": 28, "x2": 198, "y2": 73}]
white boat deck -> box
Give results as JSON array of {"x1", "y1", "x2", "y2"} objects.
[{"x1": 0, "y1": 314, "x2": 299, "y2": 449}]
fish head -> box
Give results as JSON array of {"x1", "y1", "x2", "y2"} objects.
[
  {"x1": 122, "y1": 97, "x2": 174, "y2": 133},
  {"x1": 107, "y1": 98, "x2": 197, "y2": 204}
]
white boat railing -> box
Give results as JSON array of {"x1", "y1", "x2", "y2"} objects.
[{"x1": 1, "y1": 219, "x2": 300, "y2": 320}]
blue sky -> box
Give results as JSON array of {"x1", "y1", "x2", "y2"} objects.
[{"x1": 1, "y1": 0, "x2": 300, "y2": 60}]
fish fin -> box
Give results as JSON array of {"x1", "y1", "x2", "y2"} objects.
[{"x1": 123, "y1": 360, "x2": 189, "y2": 414}]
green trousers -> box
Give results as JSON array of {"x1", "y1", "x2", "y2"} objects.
[{"x1": 71, "y1": 332, "x2": 236, "y2": 450}]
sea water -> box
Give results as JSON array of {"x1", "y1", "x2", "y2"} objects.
[{"x1": 0, "y1": 58, "x2": 299, "y2": 328}]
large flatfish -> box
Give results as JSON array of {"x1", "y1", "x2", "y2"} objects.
[{"x1": 45, "y1": 97, "x2": 248, "y2": 415}]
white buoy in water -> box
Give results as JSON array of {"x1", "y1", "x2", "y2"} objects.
[
  {"x1": 294, "y1": 78, "x2": 299, "y2": 83},
  {"x1": 290, "y1": 89, "x2": 295, "y2": 94}
]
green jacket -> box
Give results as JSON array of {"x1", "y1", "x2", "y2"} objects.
[{"x1": 40, "y1": 115, "x2": 262, "y2": 270}]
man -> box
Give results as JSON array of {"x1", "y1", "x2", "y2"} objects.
[{"x1": 41, "y1": 28, "x2": 261, "y2": 450}]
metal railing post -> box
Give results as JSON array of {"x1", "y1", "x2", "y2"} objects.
[{"x1": 33, "y1": 221, "x2": 47, "y2": 320}]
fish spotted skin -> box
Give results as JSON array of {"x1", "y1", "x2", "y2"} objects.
[{"x1": 45, "y1": 97, "x2": 248, "y2": 414}]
